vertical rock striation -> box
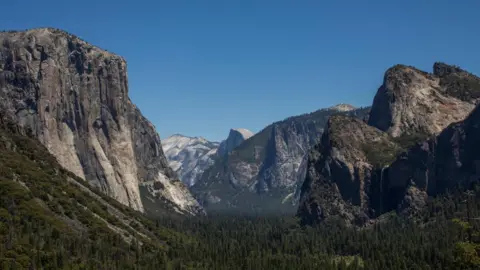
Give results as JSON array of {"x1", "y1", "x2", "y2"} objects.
[
  {"x1": 0, "y1": 28, "x2": 203, "y2": 215},
  {"x1": 193, "y1": 105, "x2": 370, "y2": 214},
  {"x1": 217, "y1": 128, "x2": 254, "y2": 157},
  {"x1": 162, "y1": 134, "x2": 220, "y2": 187},
  {"x1": 299, "y1": 62, "x2": 480, "y2": 225},
  {"x1": 368, "y1": 63, "x2": 478, "y2": 137}
]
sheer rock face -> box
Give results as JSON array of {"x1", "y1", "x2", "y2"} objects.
[
  {"x1": 368, "y1": 63, "x2": 478, "y2": 137},
  {"x1": 297, "y1": 116, "x2": 399, "y2": 225},
  {"x1": 388, "y1": 104, "x2": 480, "y2": 214},
  {"x1": 0, "y1": 28, "x2": 203, "y2": 215},
  {"x1": 217, "y1": 128, "x2": 253, "y2": 157},
  {"x1": 299, "y1": 63, "x2": 480, "y2": 225},
  {"x1": 193, "y1": 106, "x2": 370, "y2": 214},
  {"x1": 161, "y1": 129, "x2": 251, "y2": 187},
  {"x1": 162, "y1": 134, "x2": 220, "y2": 187}
]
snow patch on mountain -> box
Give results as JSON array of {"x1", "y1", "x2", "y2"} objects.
[
  {"x1": 328, "y1": 104, "x2": 356, "y2": 112},
  {"x1": 162, "y1": 129, "x2": 253, "y2": 186},
  {"x1": 162, "y1": 134, "x2": 219, "y2": 186}
]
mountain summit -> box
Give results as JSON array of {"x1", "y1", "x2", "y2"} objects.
[
  {"x1": 192, "y1": 106, "x2": 370, "y2": 214},
  {"x1": 328, "y1": 103, "x2": 356, "y2": 112},
  {"x1": 298, "y1": 62, "x2": 480, "y2": 226},
  {"x1": 217, "y1": 128, "x2": 254, "y2": 157},
  {"x1": 162, "y1": 134, "x2": 220, "y2": 187},
  {"x1": 0, "y1": 28, "x2": 203, "y2": 216},
  {"x1": 162, "y1": 128, "x2": 252, "y2": 186}
]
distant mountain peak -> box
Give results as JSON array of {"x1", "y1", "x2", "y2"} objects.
[
  {"x1": 162, "y1": 134, "x2": 219, "y2": 186},
  {"x1": 168, "y1": 133, "x2": 213, "y2": 144},
  {"x1": 230, "y1": 128, "x2": 254, "y2": 140},
  {"x1": 328, "y1": 103, "x2": 356, "y2": 112},
  {"x1": 217, "y1": 128, "x2": 254, "y2": 157},
  {"x1": 162, "y1": 129, "x2": 252, "y2": 186}
]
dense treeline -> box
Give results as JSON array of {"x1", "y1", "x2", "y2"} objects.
[
  {"x1": 0, "y1": 120, "x2": 173, "y2": 269},
  {"x1": 154, "y1": 187, "x2": 480, "y2": 270},
  {"x1": 1, "y1": 178, "x2": 479, "y2": 269},
  {"x1": 0, "y1": 119, "x2": 479, "y2": 269}
]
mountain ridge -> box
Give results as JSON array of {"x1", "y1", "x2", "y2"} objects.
[
  {"x1": 162, "y1": 128, "x2": 253, "y2": 186},
  {"x1": 298, "y1": 62, "x2": 480, "y2": 226},
  {"x1": 193, "y1": 104, "x2": 370, "y2": 214}
]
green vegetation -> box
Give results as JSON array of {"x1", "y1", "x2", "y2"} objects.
[
  {"x1": 440, "y1": 72, "x2": 480, "y2": 101},
  {"x1": 393, "y1": 131, "x2": 430, "y2": 150},
  {"x1": 1, "y1": 115, "x2": 478, "y2": 269},
  {"x1": 363, "y1": 132, "x2": 430, "y2": 168},
  {"x1": 196, "y1": 107, "x2": 371, "y2": 214},
  {"x1": 228, "y1": 107, "x2": 370, "y2": 165},
  {"x1": 153, "y1": 186, "x2": 480, "y2": 270},
  {"x1": 450, "y1": 191, "x2": 480, "y2": 269},
  {"x1": 0, "y1": 119, "x2": 182, "y2": 269},
  {"x1": 362, "y1": 138, "x2": 401, "y2": 168}
]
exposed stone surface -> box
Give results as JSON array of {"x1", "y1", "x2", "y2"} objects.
[
  {"x1": 193, "y1": 105, "x2": 370, "y2": 214},
  {"x1": 298, "y1": 63, "x2": 480, "y2": 225},
  {"x1": 388, "y1": 104, "x2": 480, "y2": 214},
  {"x1": 328, "y1": 103, "x2": 356, "y2": 112},
  {"x1": 217, "y1": 128, "x2": 253, "y2": 157},
  {"x1": 0, "y1": 28, "x2": 203, "y2": 215},
  {"x1": 297, "y1": 115, "x2": 399, "y2": 225},
  {"x1": 368, "y1": 63, "x2": 478, "y2": 137},
  {"x1": 161, "y1": 128, "x2": 252, "y2": 187},
  {"x1": 162, "y1": 134, "x2": 220, "y2": 187}
]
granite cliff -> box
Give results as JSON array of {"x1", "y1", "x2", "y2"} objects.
[
  {"x1": 217, "y1": 128, "x2": 253, "y2": 157},
  {"x1": 0, "y1": 28, "x2": 203, "y2": 215},
  {"x1": 298, "y1": 62, "x2": 480, "y2": 225},
  {"x1": 162, "y1": 134, "x2": 220, "y2": 187},
  {"x1": 162, "y1": 129, "x2": 252, "y2": 187},
  {"x1": 368, "y1": 63, "x2": 478, "y2": 137},
  {"x1": 192, "y1": 105, "x2": 370, "y2": 214}
]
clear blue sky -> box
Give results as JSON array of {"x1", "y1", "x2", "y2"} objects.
[{"x1": 2, "y1": 1, "x2": 480, "y2": 142}]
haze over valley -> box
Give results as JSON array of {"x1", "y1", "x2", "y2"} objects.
[{"x1": 0, "y1": 1, "x2": 479, "y2": 269}]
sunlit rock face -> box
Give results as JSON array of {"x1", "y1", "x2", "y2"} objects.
[
  {"x1": 0, "y1": 28, "x2": 203, "y2": 215},
  {"x1": 162, "y1": 134, "x2": 220, "y2": 187},
  {"x1": 193, "y1": 105, "x2": 370, "y2": 214},
  {"x1": 298, "y1": 62, "x2": 480, "y2": 226}
]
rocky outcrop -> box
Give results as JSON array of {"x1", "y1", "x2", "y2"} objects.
[
  {"x1": 161, "y1": 129, "x2": 251, "y2": 187},
  {"x1": 298, "y1": 62, "x2": 480, "y2": 225},
  {"x1": 297, "y1": 116, "x2": 400, "y2": 225},
  {"x1": 328, "y1": 103, "x2": 356, "y2": 112},
  {"x1": 368, "y1": 63, "x2": 479, "y2": 137},
  {"x1": 0, "y1": 28, "x2": 203, "y2": 215},
  {"x1": 162, "y1": 134, "x2": 219, "y2": 187},
  {"x1": 193, "y1": 105, "x2": 370, "y2": 214},
  {"x1": 217, "y1": 128, "x2": 253, "y2": 157},
  {"x1": 387, "y1": 103, "x2": 480, "y2": 214}
]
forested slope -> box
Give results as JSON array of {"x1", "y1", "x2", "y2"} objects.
[{"x1": 0, "y1": 109, "x2": 479, "y2": 269}]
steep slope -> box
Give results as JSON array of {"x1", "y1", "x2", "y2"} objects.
[
  {"x1": 161, "y1": 129, "x2": 251, "y2": 187},
  {"x1": 387, "y1": 103, "x2": 480, "y2": 216},
  {"x1": 0, "y1": 28, "x2": 202, "y2": 215},
  {"x1": 368, "y1": 63, "x2": 479, "y2": 137},
  {"x1": 0, "y1": 114, "x2": 188, "y2": 269},
  {"x1": 1, "y1": 113, "x2": 479, "y2": 269},
  {"x1": 162, "y1": 134, "x2": 220, "y2": 186},
  {"x1": 298, "y1": 62, "x2": 480, "y2": 225},
  {"x1": 297, "y1": 115, "x2": 402, "y2": 225},
  {"x1": 193, "y1": 105, "x2": 370, "y2": 214},
  {"x1": 217, "y1": 128, "x2": 254, "y2": 157}
]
